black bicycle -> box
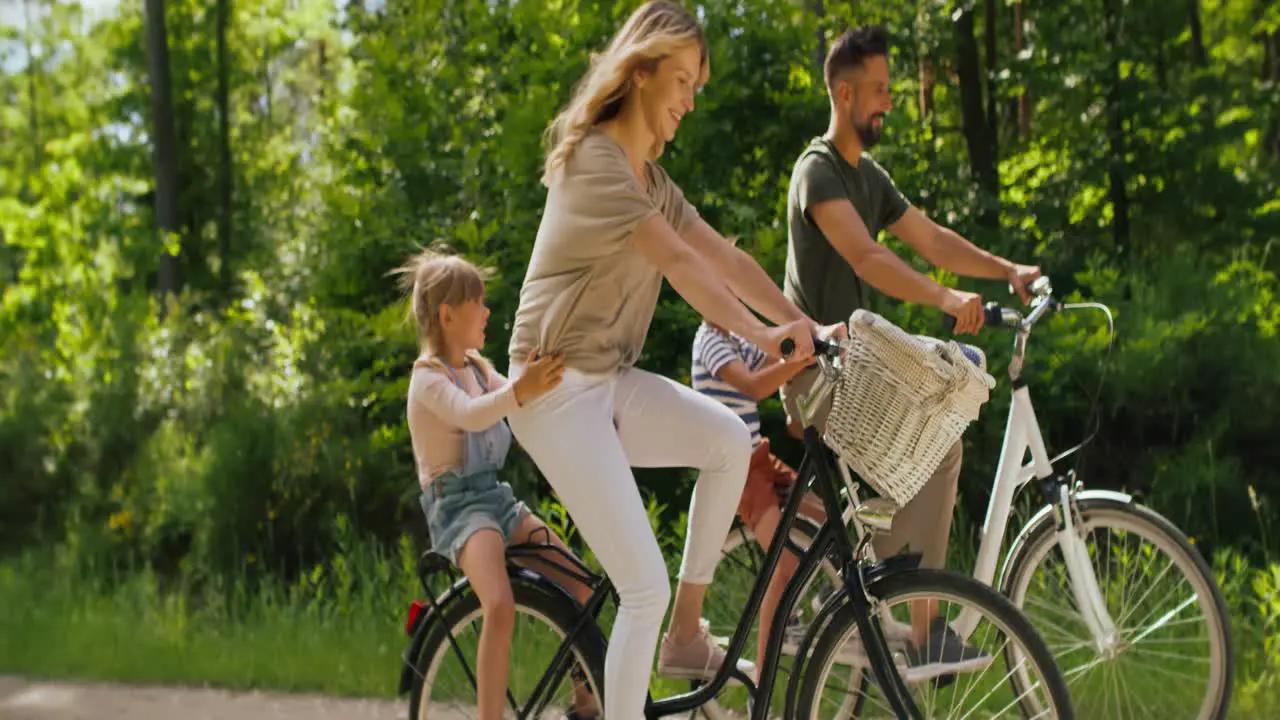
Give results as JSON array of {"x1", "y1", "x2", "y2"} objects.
[{"x1": 396, "y1": 336, "x2": 1075, "y2": 719}]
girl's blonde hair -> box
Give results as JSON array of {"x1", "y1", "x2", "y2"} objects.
[
  {"x1": 541, "y1": 1, "x2": 709, "y2": 186},
  {"x1": 391, "y1": 246, "x2": 493, "y2": 358}
]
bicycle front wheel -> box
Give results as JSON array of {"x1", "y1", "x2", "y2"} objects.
[
  {"x1": 798, "y1": 568, "x2": 1075, "y2": 719},
  {"x1": 1001, "y1": 496, "x2": 1234, "y2": 720}
]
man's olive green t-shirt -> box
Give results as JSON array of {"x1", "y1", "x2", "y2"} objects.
[
  {"x1": 783, "y1": 137, "x2": 910, "y2": 326},
  {"x1": 508, "y1": 128, "x2": 699, "y2": 375}
]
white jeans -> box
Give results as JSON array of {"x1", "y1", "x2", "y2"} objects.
[{"x1": 507, "y1": 364, "x2": 752, "y2": 720}]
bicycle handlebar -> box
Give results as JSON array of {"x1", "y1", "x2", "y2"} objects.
[
  {"x1": 940, "y1": 276, "x2": 1058, "y2": 336},
  {"x1": 780, "y1": 335, "x2": 840, "y2": 360},
  {"x1": 940, "y1": 303, "x2": 1010, "y2": 335}
]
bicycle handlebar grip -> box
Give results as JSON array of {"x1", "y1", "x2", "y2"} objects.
[
  {"x1": 983, "y1": 302, "x2": 1005, "y2": 328},
  {"x1": 942, "y1": 302, "x2": 1007, "y2": 334},
  {"x1": 781, "y1": 336, "x2": 839, "y2": 359}
]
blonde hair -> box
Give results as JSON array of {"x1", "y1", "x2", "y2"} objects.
[
  {"x1": 390, "y1": 245, "x2": 493, "y2": 359},
  {"x1": 541, "y1": 1, "x2": 709, "y2": 186}
]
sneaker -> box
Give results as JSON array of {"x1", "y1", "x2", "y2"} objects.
[
  {"x1": 902, "y1": 617, "x2": 994, "y2": 684},
  {"x1": 564, "y1": 666, "x2": 599, "y2": 719},
  {"x1": 779, "y1": 611, "x2": 814, "y2": 656},
  {"x1": 657, "y1": 618, "x2": 757, "y2": 680},
  {"x1": 831, "y1": 624, "x2": 913, "y2": 668}
]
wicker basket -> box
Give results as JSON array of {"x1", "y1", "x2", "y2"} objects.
[{"x1": 822, "y1": 310, "x2": 996, "y2": 508}]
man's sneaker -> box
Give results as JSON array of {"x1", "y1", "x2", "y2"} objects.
[
  {"x1": 903, "y1": 616, "x2": 993, "y2": 684},
  {"x1": 829, "y1": 617, "x2": 914, "y2": 668},
  {"x1": 657, "y1": 618, "x2": 757, "y2": 681}
]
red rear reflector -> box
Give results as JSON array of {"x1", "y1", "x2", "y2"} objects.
[{"x1": 405, "y1": 600, "x2": 426, "y2": 636}]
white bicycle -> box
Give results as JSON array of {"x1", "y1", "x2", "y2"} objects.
[{"x1": 714, "y1": 275, "x2": 1234, "y2": 718}]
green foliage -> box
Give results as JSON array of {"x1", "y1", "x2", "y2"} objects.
[{"x1": 0, "y1": 0, "x2": 1277, "y2": 637}]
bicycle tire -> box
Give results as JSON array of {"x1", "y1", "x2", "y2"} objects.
[
  {"x1": 797, "y1": 568, "x2": 1075, "y2": 719},
  {"x1": 1000, "y1": 495, "x2": 1234, "y2": 720},
  {"x1": 406, "y1": 574, "x2": 607, "y2": 720}
]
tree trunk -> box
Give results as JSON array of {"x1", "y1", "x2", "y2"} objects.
[
  {"x1": 144, "y1": 0, "x2": 183, "y2": 302},
  {"x1": 23, "y1": 0, "x2": 41, "y2": 179},
  {"x1": 263, "y1": 34, "x2": 274, "y2": 127},
  {"x1": 217, "y1": 0, "x2": 233, "y2": 295},
  {"x1": 317, "y1": 38, "x2": 327, "y2": 102},
  {"x1": 919, "y1": 55, "x2": 936, "y2": 121},
  {"x1": 955, "y1": 8, "x2": 999, "y2": 226},
  {"x1": 1262, "y1": 0, "x2": 1280, "y2": 157},
  {"x1": 1266, "y1": 30, "x2": 1280, "y2": 156},
  {"x1": 1103, "y1": 0, "x2": 1131, "y2": 258},
  {"x1": 1014, "y1": 0, "x2": 1030, "y2": 137},
  {"x1": 1155, "y1": 34, "x2": 1168, "y2": 91},
  {"x1": 984, "y1": 0, "x2": 998, "y2": 155},
  {"x1": 1187, "y1": 0, "x2": 1207, "y2": 67},
  {"x1": 811, "y1": 0, "x2": 826, "y2": 80}
]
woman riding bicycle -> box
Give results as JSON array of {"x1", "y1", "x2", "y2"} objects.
[{"x1": 504, "y1": 2, "x2": 839, "y2": 717}]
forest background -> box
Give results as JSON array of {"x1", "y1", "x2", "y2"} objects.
[{"x1": 1, "y1": 0, "x2": 1278, "y2": 712}]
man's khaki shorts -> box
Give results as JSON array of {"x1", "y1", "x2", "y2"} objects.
[{"x1": 779, "y1": 365, "x2": 831, "y2": 437}]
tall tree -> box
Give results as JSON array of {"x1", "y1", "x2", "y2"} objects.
[
  {"x1": 954, "y1": 6, "x2": 999, "y2": 225},
  {"x1": 1187, "y1": 0, "x2": 1207, "y2": 66},
  {"x1": 1103, "y1": 0, "x2": 1131, "y2": 257},
  {"x1": 217, "y1": 0, "x2": 233, "y2": 295},
  {"x1": 144, "y1": 0, "x2": 182, "y2": 301},
  {"x1": 1014, "y1": 0, "x2": 1030, "y2": 137},
  {"x1": 984, "y1": 0, "x2": 998, "y2": 150},
  {"x1": 22, "y1": 0, "x2": 41, "y2": 190}
]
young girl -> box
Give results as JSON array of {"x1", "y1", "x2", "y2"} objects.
[{"x1": 397, "y1": 247, "x2": 597, "y2": 720}]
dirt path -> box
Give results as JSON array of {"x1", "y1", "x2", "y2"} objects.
[{"x1": 0, "y1": 676, "x2": 429, "y2": 720}]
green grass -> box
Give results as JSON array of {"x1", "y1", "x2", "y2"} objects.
[
  {"x1": 2, "y1": 533, "x2": 1279, "y2": 718},
  {"x1": 0, "y1": 546, "x2": 413, "y2": 698}
]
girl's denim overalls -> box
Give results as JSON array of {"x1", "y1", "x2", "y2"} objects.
[{"x1": 418, "y1": 359, "x2": 528, "y2": 565}]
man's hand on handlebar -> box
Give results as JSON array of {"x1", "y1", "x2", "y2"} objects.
[
  {"x1": 816, "y1": 320, "x2": 847, "y2": 342},
  {"x1": 941, "y1": 274, "x2": 1056, "y2": 335},
  {"x1": 1007, "y1": 263, "x2": 1042, "y2": 305}
]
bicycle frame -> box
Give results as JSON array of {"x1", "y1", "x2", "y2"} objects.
[
  {"x1": 832, "y1": 282, "x2": 1123, "y2": 656},
  {"x1": 646, "y1": 413, "x2": 918, "y2": 719},
  {"x1": 400, "y1": 342, "x2": 923, "y2": 720},
  {"x1": 950, "y1": 379, "x2": 1119, "y2": 653}
]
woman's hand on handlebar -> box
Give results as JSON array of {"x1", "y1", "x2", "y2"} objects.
[{"x1": 764, "y1": 320, "x2": 815, "y2": 362}]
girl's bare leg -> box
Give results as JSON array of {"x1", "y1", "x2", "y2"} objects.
[
  {"x1": 456, "y1": 530, "x2": 517, "y2": 720},
  {"x1": 509, "y1": 513, "x2": 598, "y2": 715}
]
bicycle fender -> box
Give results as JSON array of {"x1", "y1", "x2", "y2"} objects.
[
  {"x1": 398, "y1": 574, "x2": 473, "y2": 696},
  {"x1": 996, "y1": 489, "x2": 1134, "y2": 594}
]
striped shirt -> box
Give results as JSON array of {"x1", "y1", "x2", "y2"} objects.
[{"x1": 691, "y1": 322, "x2": 770, "y2": 446}]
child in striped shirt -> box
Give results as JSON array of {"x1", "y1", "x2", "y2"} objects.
[{"x1": 691, "y1": 318, "x2": 829, "y2": 679}]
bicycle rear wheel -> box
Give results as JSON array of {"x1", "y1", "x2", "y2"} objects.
[
  {"x1": 798, "y1": 568, "x2": 1074, "y2": 719},
  {"x1": 406, "y1": 573, "x2": 606, "y2": 720},
  {"x1": 1001, "y1": 496, "x2": 1233, "y2": 720}
]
